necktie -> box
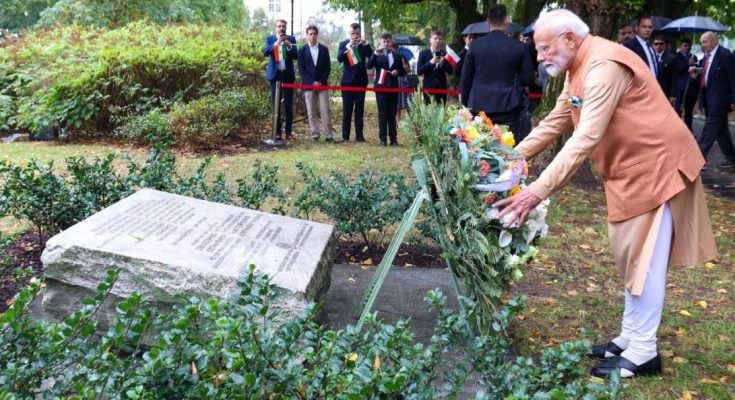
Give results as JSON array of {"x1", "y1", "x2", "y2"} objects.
[
  {"x1": 646, "y1": 43, "x2": 658, "y2": 75},
  {"x1": 701, "y1": 53, "x2": 710, "y2": 88}
]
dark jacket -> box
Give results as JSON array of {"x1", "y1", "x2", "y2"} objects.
[
  {"x1": 656, "y1": 51, "x2": 677, "y2": 98},
  {"x1": 460, "y1": 30, "x2": 533, "y2": 113},
  {"x1": 337, "y1": 39, "x2": 373, "y2": 86},
  {"x1": 454, "y1": 47, "x2": 468, "y2": 78},
  {"x1": 263, "y1": 34, "x2": 297, "y2": 82},
  {"x1": 366, "y1": 50, "x2": 406, "y2": 88},
  {"x1": 624, "y1": 36, "x2": 650, "y2": 67},
  {"x1": 417, "y1": 48, "x2": 452, "y2": 89},
  {"x1": 674, "y1": 51, "x2": 699, "y2": 94},
  {"x1": 298, "y1": 43, "x2": 331, "y2": 85},
  {"x1": 700, "y1": 45, "x2": 735, "y2": 116}
]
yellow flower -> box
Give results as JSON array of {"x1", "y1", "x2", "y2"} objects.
[
  {"x1": 466, "y1": 126, "x2": 480, "y2": 141},
  {"x1": 501, "y1": 130, "x2": 515, "y2": 147},
  {"x1": 346, "y1": 353, "x2": 358, "y2": 362},
  {"x1": 510, "y1": 185, "x2": 522, "y2": 196}
]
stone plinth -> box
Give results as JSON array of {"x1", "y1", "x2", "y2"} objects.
[{"x1": 40, "y1": 189, "x2": 335, "y2": 323}]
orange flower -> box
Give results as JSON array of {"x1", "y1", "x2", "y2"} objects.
[
  {"x1": 510, "y1": 185, "x2": 522, "y2": 196},
  {"x1": 479, "y1": 111, "x2": 494, "y2": 130},
  {"x1": 484, "y1": 193, "x2": 497, "y2": 204},
  {"x1": 478, "y1": 160, "x2": 490, "y2": 176}
]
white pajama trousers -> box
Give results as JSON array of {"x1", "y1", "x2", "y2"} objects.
[{"x1": 618, "y1": 202, "x2": 673, "y2": 365}]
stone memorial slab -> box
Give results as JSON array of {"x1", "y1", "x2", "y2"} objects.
[{"x1": 39, "y1": 189, "x2": 335, "y2": 323}]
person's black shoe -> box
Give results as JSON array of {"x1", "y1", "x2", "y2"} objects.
[
  {"x1": 311, "y1": 136, "x2": 319, "y2": 142},
  {"x1": 379, "y1": 141, "x2": 387, "y2": 147},
  {"x1": 356, "y1": 137, "x2": 366, "y2": 142},
  {"x1": 325, "y1": 137, "x2": 334, "y2": 143},
  {"x1": 590, "y1": 355, "x2": 662, "y2": 378},
  {"x1": 717, "y1": 160, "x2": 735, "y2": 169},
  {"x1": 390, "y1": 142, "x2": 398, "y2": 147},
  {"x1": 589, "y1": 341, "x2": 625, "y2": 360}
]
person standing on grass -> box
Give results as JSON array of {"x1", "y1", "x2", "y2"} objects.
[
  {"x1": 337, "y1": 23, "x2": 373, "y2": 142},
  {"x1": 494, "y1": 9, "x2": 717, "y2": 379},
  {"x1": 417, "y1": 29, "x2": 452, "y2": 105},
  {"x1": 298, "y1": 24, "x2": 333, "y2": 142},
  {"x1": 263, "y1": 19, "x2": 297, "y2": 141},
  {"x1": 367, "y1": 32, "x2": 406, "y2": 147}
]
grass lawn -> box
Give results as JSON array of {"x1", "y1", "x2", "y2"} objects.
[{"x1": 1, "y1": 110, "x2": 733, "y2": 399}]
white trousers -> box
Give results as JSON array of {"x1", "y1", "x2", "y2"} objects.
[
  {"x1": 619, "y1": 202, "x2": 673, "y2": 361},
  {"x1": 304, "y1": 89, "x2": 332, "y2": 138}
]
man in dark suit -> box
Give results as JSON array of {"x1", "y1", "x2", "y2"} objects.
[
  {"x1": 366, "y1": 32, "x2": 406, "y2": 146},
  {"x1": 460, "y1": 4, "x2": 533, "y2": 137},
  {"x1": 692, "y1": 31, "x2": 735, "y2": 169},
  {"x1": 454, "y1": 33, "x2": 476, "y2": 80},
  {"x1": 263, "y1": 19, "x2": 297, "y2": 141},
  {"x1": 337, "y1": 23, "x2": 373, "y2": 142},
  {"x1": 651, "y1": 35, "x2": 677, "y2": 104},
  {"x1": 417, "y1": 29, "x2": 453, "y2": 104},
  {"x1": 298, "y1": 24, "x2": 333, "y2": 142},
  {"x1": 673, "y1": 39, "x2": 699, "y2": 130},
  {"x1": 625, "y1": 17, "x2": 657, "y2": 77},
  {"x1": 617, "y1": 24, "x2": 635, "y2": 45}
]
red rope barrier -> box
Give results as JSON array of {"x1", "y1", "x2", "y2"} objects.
[{"x1": 279, "y1": 82, "x2": 542, "y2": 100}]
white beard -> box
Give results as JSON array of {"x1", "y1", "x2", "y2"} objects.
[{"x1": 544, "y1": 47, "x2": 572, "y2": 77}]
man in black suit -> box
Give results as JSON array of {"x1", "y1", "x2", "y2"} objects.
[
  {"x1": 617, "y1": 24, "x2": 635, "y2": 45},
  {"x1": 651, "y1": 35, "x2": 677, "y2": 105},
  {"x1": 673, "y1": 39, "x2": 699, "y2": 130},
  {"x1": 460, "y1": 4, "x2": 533, "y2": 137},
  {"x1": 366, "y1": 32, "x2": 406, "y2": 146},
  {"x1": 417, "y1": 29, "x2": 453, "y2": 104},
  {"x1": 263, "y1": 19, "x2": 298, "y2": 141},
  {"x1": 625, "y1": 17, "x2": 658, "y2": 77},
  {"x1": 337, "y1": 23, "x2": 373, "y2": 142},
  {"x1": 454, "y1": 33, "x2": 476, "y2": 81},
  {"x1": 298, "y1": 24, "x2": 333, "y2": 142},
  {"x1": 692, "y1": 31, "x2": 735, "y2": 169}
]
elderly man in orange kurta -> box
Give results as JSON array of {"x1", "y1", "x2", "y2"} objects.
[{"x1": 494, "y1": 9, "x2": 717, "y2": 379}]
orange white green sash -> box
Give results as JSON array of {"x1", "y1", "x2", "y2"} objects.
[{"x1": 345, "y1": 47, "x2": 361, "y2": 66}]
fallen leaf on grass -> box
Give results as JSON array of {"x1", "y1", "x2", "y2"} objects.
[
  {"x1": 673, "y1": 356, "x2": 687, "y2": 364},
  {"x1": 579, "y1": 244, "x2": 592, "y2": 250},
  {"x1": 699, "y1": 377, "x2": 719, "y2": 384},
  {"x1": 695, "y1": 300, "x2": 708, "y2": 309},
  {"x1": 678, "y1": 309, "x2": 691, "y2": 316},
  {"x1": 589, "y1": 376, "x2": 605, "y2": 384},
  {"x1": 680, "y1": 390, "x2": 693, "y2": 400},
  {"x1": 720, "y1": 376, "x2": 730, "y2": 383},
  {"x1": 567, "y1": 289, "x2": 578, "y2": 296},
  {"x1": 726, "y1": 364, "x2": 735, "y2": 374},
  {"x1": 719, "y1": 335, "x2": 730, "y2": 342},
  {"x1": 716, "y1": 288, "x2": 727, "y2": 294},
  {"x1": 661, "y1": 349, "x2": 674, "y2": 358},
  {"x1": 361, "y1": 258, "x2": 373, "y2": 265},
  {"x1": 347, "y1": 277, "x2": 356, "y2": 284},
  {"x1": 362, "y1": 246, "x2": 369, "y2": 253},
  {"x1": 583, "y1": 227, "x2": 596, "y2": 235}
]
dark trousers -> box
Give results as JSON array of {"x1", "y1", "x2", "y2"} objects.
[
  {"x1": 269, "y1": 78, "x2": 293, "y2": 137},
  {"x1": 487, "y1": 108, "x2": 522, "y2": 143},
  {"x1": 376, "y1": 92, "x2": 398, "y2": 143},
  {"x1": 699, "y1": 111, "x2": 735, "y2": 162},
  {"x1": 341, "y1": 90, "x2": 366, "y2": 140},
  {"x1": 675, "y1": 85, "x2": 698, "y2": 131},
  {"x1": 423, "y1": 92, "x2": 446, "y2": 105}
]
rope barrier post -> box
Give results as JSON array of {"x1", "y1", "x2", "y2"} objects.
[{"x1": 263, "y1": 81, "x2": 285, "y2": 147}]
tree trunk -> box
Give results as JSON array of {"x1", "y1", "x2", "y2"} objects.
[
  {"x1": 447, "y1": 0, "x2": 485, "y2": 49},
  {"x1": 513, "y1": 0, "x2": 547, "y2": 25}
]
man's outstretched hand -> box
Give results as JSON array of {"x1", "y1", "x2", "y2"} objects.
[{"x1": 492, "y1": 189, "x2": 543, "y2": 228}]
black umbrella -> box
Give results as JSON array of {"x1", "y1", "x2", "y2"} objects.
[
  {"x1": 392, "y1": 35, "x2": 425, "y2": 46},
  {"x1": 461, "y1": 21, "x2": 489, "y2": 35},
  {"x1": 505, "y1": 22, "x2": 524, "y2": 34}
]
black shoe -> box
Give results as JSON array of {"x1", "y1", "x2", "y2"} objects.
[
  {"x1": 379, "y1": 141, "x2": 387, "y2": 147},
  {"x1": 390, "y1": 142, "x2": 398, "y2": 147},
  {"x1": 356, "y1": 137, "x2": 366, "y2": 142},
  {"x1": 325, "y1": 137, "x2": 334, "y2": 143},
  {"x1": 717, "y1": 160, "x2": 735, "y2": 169},
  {"x1": 590, "y1": 355, "x2": 662, "y2": 378},
  {"x1": 311, "y1": 136, "x2": 319, "y2": 142},
  {"x1": 589, "y1": 341, "x2": 625, "y2": 360}
]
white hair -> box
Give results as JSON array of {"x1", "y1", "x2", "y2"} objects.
[{"x1": 535, "y1": 9, "x2": 590, "y2": 38}]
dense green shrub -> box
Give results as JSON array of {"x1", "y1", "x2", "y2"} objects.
[
  {"x1": 0, "y1": 22, "x2": 266, "y2": 134},
  {"x1": 294, "y1": 164, "x2": 418, "y2": 248},
  {"x1": 235, "y1": 159, "x2": 286, "y2": 213},
  {"x1": 114, "y1": 108, "x2": 172, "y2": 144},
  {"x1": 0, "y1": 267, "x2": 622, "y2": 398},
  {"x1": 168, "y1": 89, "x2": 270, "y2": 148}
]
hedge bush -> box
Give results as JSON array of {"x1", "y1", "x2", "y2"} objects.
[
  {"x1": 0, "y1": 266, "x2": 623, "y2": 399},
  {"x1": 168, "y1": 89, "x2": 271, "y2": 149},
  {"x1": 0, "y1": 22, "x2": 266, "y2": 135}
]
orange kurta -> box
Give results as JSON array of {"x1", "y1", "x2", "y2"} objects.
[{"x1": 516, "y1": 35, "x2": 717, "y2": 294}]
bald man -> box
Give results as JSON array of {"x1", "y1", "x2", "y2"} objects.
[{"x1": 494, "y1": 9, "x2": 716, "y2": 379}]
